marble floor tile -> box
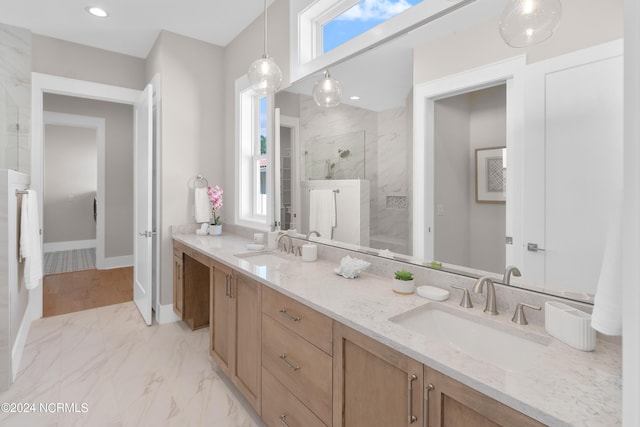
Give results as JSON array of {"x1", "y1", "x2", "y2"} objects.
[{"x1": 1, "y1": 302, "x2": 263, "y2": 426}]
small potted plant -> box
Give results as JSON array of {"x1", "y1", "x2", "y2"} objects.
[
  {"x1": 207, "y1": 185, "x2": 223, "y2": 235},
  {"x1": 393, "y1": 269, "x2": 415, "y2": 294}
]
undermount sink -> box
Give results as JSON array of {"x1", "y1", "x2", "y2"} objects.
[
  {"x1": 389, "y1": 304, "x2": 550, "y2": 372},
  {"x1": 235, "y1": 251, "x2": 291, "y2": 269}
]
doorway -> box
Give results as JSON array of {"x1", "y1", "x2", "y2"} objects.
[{"x1": 31, "y1": 73, "x2": 159, "y2": 323}]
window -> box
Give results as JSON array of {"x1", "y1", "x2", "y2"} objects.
[
  {"x1": 322, "y1": 0, "x2": 423, "y2": 53},
  {"x1": 237, "y1": 78, "x2": 271, "y2": 227}
]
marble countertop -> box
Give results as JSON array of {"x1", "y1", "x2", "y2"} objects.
[{"x1": 173, "y1": 232, "x2": 621, "y2": 427}]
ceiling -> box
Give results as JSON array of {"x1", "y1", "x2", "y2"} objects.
[{"x1": 0, "y1": 0, "x2": 275, "y2": 58}]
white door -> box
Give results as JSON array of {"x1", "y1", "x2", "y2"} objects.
[
  {"x1": 522, "y1": 41, "x2": 623, "y2": 293},
  {"x1": 133, "y1": 83, "x2": 154, "y2": 325}
]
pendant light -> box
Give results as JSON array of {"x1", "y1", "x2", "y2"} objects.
[
  {"x1": 499, "y1": 0, "x2": 562, "y2": 48},
  {"x1": 248, "y1": 0, "x2": 283, "y2": 95},
  {"x1": 312, "y1": 70, "x2": 343, "y2": 108}
]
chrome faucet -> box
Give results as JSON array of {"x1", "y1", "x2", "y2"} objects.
[
  {"x1": 277, "y1": 233, "x2": 293, "y2": 254},
  {"x1": 472, "y1": 277, "x2": 498, "y2": 315},
  {"x1": 503, "y1": 265, "x2": 521, "y2": 286},
  {"x1": 306, "y1": 230, "x2": 321, "y2": 239}
]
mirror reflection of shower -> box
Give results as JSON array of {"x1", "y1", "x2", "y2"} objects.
[{"x1": 305, "y1": 131, "x2": 365, "y2": 180}]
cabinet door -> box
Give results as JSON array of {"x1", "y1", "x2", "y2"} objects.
[
  {"x1": 173, "y1": 254, "x2": 184, "y2": 319},
  {"x1": 333, "y1": 323, "x2": 423, "y2": 427},
  {"x1": 210, "y1": 262, "x2": 232, "y2": 372},
  {"x1": 231, "y1": 273, "x2": 261, "y2": 413},
  {"x1": 424, "y1": 367, "x2": 544, "y2": 427}
]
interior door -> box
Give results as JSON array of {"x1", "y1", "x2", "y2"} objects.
[{"x1": 133, "y1": 83, "x2": 154, "y2": 325}]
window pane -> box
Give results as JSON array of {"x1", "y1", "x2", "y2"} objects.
[
  {"x1": 322, "y1": 0, "x2": 423, "y2": 53},
  {"x1": 260, "y1": 97, "x2": 267, "y2": 155},
  {"x1": 256, "y1": 158, "x2": 268, "y2": 216}
]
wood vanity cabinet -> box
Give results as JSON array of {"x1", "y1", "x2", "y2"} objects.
[
  {"x1": 210, "y1": 261, "x2": 262, "y2": 413},
  {"x1": 261, "y1": 286, "x2": 334, "y2": 426},
  {"x1": 172, "y1": 242, "x2": 184, "y2": 319},
  {"x1": 424, "y1": 367, "x2": 545, "y2": 427},
  {"x1": 333, "y1": 322, "x2": 424, "y2": 427},
  {"x1": 177, "y1": 244, "x2": 211, "y2": 330}
]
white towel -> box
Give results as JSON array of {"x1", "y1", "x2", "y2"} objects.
[
  {"x1": 309, "y1": 189, "x2": 336, "y2": 239},
  {"x1": 194, "y1": 187, "x2": 211, "y2": 223},
  {"x1": 591, "y1": 199, "x2": 623, "y2": 336},
  {"x1": 20, "y1": 190, "x2": 43, "y2": 290}
]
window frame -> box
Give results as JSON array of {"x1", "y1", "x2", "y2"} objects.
[
  {"x1": 235, "y1": 76, "x2": 274, "y2": 229},
  {"x1": 290, "y1": 0, "x2": 472, "y2": 83}
]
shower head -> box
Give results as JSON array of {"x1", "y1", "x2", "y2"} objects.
[{"x1": 338, "y1": 149, "x2": 351, "y2": 158}]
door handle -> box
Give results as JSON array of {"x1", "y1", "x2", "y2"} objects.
[
  {"x1": 527, "y1": 243, "x2": 545, "y2": 252},
  {"x1": 138, "y1": 231, "x2": 157, "y2": 238},
  {"x1": 408, "y1": 374, "x2": 418, "y2": 424},
  {"x1": 424, "y1": 383, "x2": 434, "y2": 427}
]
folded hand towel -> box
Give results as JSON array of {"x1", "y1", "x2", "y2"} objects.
[
  {"x1": 194, "y1": 187, "x2": 211, "y2": 223},
  {"x1": 309, "y1": 189, "x2": 336, "y2": 239},
  {"x1": 20, "y1": 190, "x2": 43, "y2": 290}
]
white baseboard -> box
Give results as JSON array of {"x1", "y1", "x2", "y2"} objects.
[
  {"x1": 101, "y1": 255, "x2": 133, "y2": 270},
  {"x1": 11, "y1": 296, "x2": 35, "y2": 381},
  {"x1": 44, "y1": 239, "x2": 96, "y2": 253},
  {"x1": 156, "y1": 303, "x2": 181, "y2": 324}
]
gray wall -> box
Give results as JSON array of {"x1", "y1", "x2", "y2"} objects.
[
  {"x1": 32, "y1": 34, "x2": 147, "y2": 90},
  {"x1": 43, "y1": 94, "x2": 134, "y2": 259},
  {"x1": 434, "y1": 85, "x2": 506, "y2": 273},
  {"x1": 146, "y1": 30, "x2": 224, "y2": 305},
  {"x1": 414, "y1": 0, "x2": 623, "y2": 84},
  {"x1": 43, "y1": 124, "x2": 97, "y2": 245}
]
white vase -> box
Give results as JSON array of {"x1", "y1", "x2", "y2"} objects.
[
  {"x1": 393, "y1": 278, "x2": 415, "y2": 295},
  {"x1": 209, "y1": 224, "x2": 222, "y2": 235}
]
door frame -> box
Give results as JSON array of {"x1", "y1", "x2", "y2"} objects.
[
  {"x1": 412, "y1": 56, "x2": 525, "y2": 262},
  {"x1": 42, "y1": 111, "x2": 106, "y2": 269},
  {"x1": 31, "y1": 72, "x2": 154, "y2": 319}
]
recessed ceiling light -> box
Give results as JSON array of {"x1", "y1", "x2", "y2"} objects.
[
  {"x1": 86, "y1": 6, "x2": 109, "y2": 18},
  {"x1": 350, "y1": 95, "x2": 361, "y2": 100}
]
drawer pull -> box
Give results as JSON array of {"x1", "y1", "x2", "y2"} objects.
[
  {"x1": 279, "y1": 354, "x2": 301, "y2": 371},
  {"x1": 424, "y1": 383, "x2": 434, "y2": 427},
  {"x1": 279, "y1": 414, "x2": 290, "y2": 427},
  {"x1": 279, "y1": 309, "x2": 301, "y2": 323},
  {"x1": 225, "y1": 275, "x2": 230, "y2": 297},
  {"x1": 408, "y1": 374, "x2": 418, "y2": 424}
]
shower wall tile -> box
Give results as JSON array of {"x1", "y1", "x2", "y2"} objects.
[{"x1": 0, "y1": 23, "x2": 31, "y2": 173}]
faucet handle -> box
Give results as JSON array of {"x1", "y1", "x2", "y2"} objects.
[
  {"x1": 450, "y1": 285, "x2": 473, "y2": 308},
  {"x1": 511, "y1": 302, "x2": 542, "y2": 325}
]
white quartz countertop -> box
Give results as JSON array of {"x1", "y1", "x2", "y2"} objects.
[{"x1": 173, "y1": 232, "x2": 621, "y2": 426}]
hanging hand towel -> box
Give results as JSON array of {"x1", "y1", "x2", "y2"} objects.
[
  {"x1": 309, "y1": 189, "x2": 336, "y2": 239},
  {"x1": 194, "y1": 187, "x2": 211, "y2": 223},
  {"x1": 20, "y1": 190, "x2": 43, "y2": 290},
  {"x1": 591, "y1": 198, "x2": 623, "y2": 336}
]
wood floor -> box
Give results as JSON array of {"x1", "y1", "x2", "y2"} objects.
[{"x1": 43, "y1": 267, "x2": 133, "y2": 317}]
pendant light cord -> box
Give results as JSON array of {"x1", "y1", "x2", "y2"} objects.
[{"x1": 263, "y1": 0, "x2": 268, "y2": 57}]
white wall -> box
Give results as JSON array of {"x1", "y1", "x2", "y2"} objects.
[
  {"x1": 42, "y1": 94, "x2": 134, "y2": 259},
  {"x1": 43, "y1": 124, "x2": 97, "y2": 244},
  {"x1": 146, "y1": 30, "x2": 224, "y2": 305}
]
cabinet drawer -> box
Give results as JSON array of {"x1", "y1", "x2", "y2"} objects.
[
  {"x1": 262, "y1": 285, "x2": 333, "y2": 355},
  {"x1": 262, "y1": 315, "x2": 332, "y2": 425},
  {"x1": 262, "y1": 368, "x2": 326, "y2": 427}
]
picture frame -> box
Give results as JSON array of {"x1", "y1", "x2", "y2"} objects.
[{"x1": 475, "y1": 147, "x2": 506, "y2": 203}]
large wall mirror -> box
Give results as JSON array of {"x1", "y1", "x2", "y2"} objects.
[{"x1": 274, "y1": 0, "x2": 623, "y2": 303}]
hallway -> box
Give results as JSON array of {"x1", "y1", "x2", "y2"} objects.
[{"x1": 43, "y1": 267, "x2": 133, "y2": 317}]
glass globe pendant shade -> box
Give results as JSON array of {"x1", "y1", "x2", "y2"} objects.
[
  {"x1": 499, "y1": 0, "x2": 562, "y2": 48},
  {"x1": 312, "y1": 70, "x2": 343, "y2": 108},
  {"x1": 248, "y1": 54, "x2": 283, "y2": 96}
]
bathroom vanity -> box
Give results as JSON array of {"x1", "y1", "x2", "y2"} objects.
[{"x1": 172, "y1": 231, "x2": 621, "y2": 426}]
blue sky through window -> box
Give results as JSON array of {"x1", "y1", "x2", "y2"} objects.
[{"x1": 323, "y1": 0, "x2": 423, "y2": 52}]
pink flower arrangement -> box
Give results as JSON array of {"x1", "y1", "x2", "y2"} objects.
[{"x1": 207, "y1": 185, "x2": 223, "y2": 225}]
